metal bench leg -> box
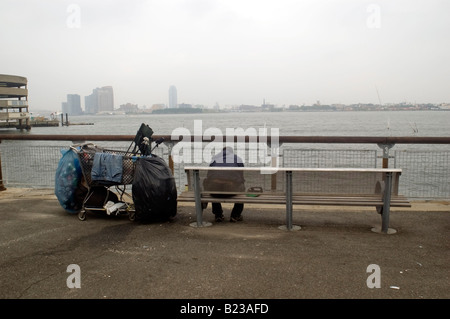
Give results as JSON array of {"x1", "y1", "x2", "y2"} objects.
[
  {"x1": 279, "y1": 170, "x2": 300, "y2": 231},
  {"x1": 382, "y1": 172, "x2": 395, "y2": 233},
  {"x1": 373, "y1": 172, "x2": 396, "y2": 234},
  {"x1": 190, "y1": 169, "x2": 211, "y2": 228}
]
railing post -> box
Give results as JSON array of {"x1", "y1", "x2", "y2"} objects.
[
  {"x1": 268, "y1": 142, "x2": 281, "y2": 191},
  {"x1": 378, "y1": 143, "x2": 395, "y2": 168},
  {"x1": 271, "y1": 155, "x2": 278, "y2": 191},
  {"x1": 0, "y1": 143, "x2": 6, "y2": 191},
  {"x1": 286, "y1": 170, "x2": 293, "y2": 230}
]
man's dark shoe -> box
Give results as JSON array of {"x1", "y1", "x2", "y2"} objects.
[
  {"x1": 215, "y1": 214, "x2": 225, "y2": 222},
  {"x1": 230, "y1": 215, "x2": 243, "y2": 222}
]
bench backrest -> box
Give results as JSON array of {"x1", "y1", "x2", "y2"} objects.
[{"x1": 184, "y1": 167, "x2": 403, "y2": 196}]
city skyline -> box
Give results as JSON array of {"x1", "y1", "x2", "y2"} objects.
[
  {"x1": 2, "y1": 1, "x2": 449, "y2": 110},
  {"x1": 55, "y1": 81, "x2": 450, "y2": 114},
  {"x1": 56, "y1": 86, "x2": 450, "y2": 115},
  {"x1": 54, "y1": 82, "x2": 450, "y2": 115}
]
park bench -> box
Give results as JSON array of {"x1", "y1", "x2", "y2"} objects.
[{"x1": 177, "y1": 166, "x2": 411, "y2": 234}]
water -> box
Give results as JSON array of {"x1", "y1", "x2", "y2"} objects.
[
  {"x1": 5, "y1": 110, "x2": 450, "y2": 149},
  {"x1": 19, "y1": 110, "x2": 450, "y2": 137},
  {"x1": 1, "y1": 110, "x2": 450, "y2": 198}
]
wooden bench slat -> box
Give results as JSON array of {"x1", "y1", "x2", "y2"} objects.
[{"x1": 178, "y1": 192, "x2": 411, "y2": 207}]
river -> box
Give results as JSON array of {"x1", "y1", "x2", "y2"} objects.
[{"x1": 1, "y1": 110, "x2": 449, "y2": 198}]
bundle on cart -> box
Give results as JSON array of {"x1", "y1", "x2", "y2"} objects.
[{"x1": 132, "y1": 155, "x2": 177, "y2": 223}]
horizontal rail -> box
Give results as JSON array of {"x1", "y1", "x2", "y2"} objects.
[
  {"x1": 184, "y1": 166, "x2": 403, "y2": 173},
  {"x1": 1, "y1": 134, "x2": 450, "y2": 144},
  {"x1": 1, "y1": 135, "x2": 449, "y2": 199}
]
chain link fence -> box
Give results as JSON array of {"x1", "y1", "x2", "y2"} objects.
[
  {"x1": 1, "y1": 142, "x2": 449, "y2": 199},
  {"x1": 281, "y1": 148, "x2": 450, "y2": 199},
  {"x1": 393, "y1": 150, "x2": 450, "y2": 199}
]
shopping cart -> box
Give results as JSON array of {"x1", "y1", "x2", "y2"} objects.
[
  {"x1": 69, "y1": 123, "x2": 163, "y2": 221},
  {"x1": 71, "y1": 143, "x2": 137, "y2": 221}
]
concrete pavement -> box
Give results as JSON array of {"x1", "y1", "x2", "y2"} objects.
[{"x1": 0, "y1": 188, "x2": 449, "y2": 300}]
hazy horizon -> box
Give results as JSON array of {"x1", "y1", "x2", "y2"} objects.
[{"x1": 2, "y1": 0, "x2": 449, "y2": 111}]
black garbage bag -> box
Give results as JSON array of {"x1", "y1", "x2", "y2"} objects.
[{"x1": 132, "y1": 155, "x2": 177, "y2": 222}]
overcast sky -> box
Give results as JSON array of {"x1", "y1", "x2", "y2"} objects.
[{"x1": 1, "y1": 0, "x2": 449, "y2": 110}]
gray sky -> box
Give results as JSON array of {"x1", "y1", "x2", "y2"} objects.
[{"x1": 1, "y1": 0, "x2": 449, "y2": 111}]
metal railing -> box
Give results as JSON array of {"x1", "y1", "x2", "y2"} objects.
[{"x1": 1, "y1": 134, "x2": 450, "y2": 199}]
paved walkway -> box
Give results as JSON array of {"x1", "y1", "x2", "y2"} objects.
[{"x1": 0, "y1": 188, "x2": 449, "y2": 300}]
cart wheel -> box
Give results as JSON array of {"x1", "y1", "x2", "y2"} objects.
[{"x1": 78, "y1": 210, "x2": 87, "y2": 221}]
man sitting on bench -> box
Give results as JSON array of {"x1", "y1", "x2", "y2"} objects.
[{"x1": 203, "y1": 147, "x2": 246, "y2": 222}]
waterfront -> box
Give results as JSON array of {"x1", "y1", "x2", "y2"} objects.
[
  {"x1": 2, "y1": 110, "x2": 450, "y2": 148},
  {"x1": 1, "y1": 111, "x2": 449, "y2": 198},
  {"x1": 22, "y1": 110, "x2": 450, "y2": 138}
]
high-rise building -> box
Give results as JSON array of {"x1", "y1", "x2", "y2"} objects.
[
  {"x1": 85, "y1": 86, "x2": 114, "y2": 114},
  {"x1": 169, "y1": 85, "x2": 177, "y2": 108},
  {"x1": 84, "y1": 93, "x2": 96, "y2": 114},
  {"x1": 97, "y1": 86, "x2": 114, "y2": 112},
  {"x1": 64, "y1": 94, "x2": 82, "y2": 115}
]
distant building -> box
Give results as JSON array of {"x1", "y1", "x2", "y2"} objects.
[
  {"x1": 239, "y1": 104, "x2": 260, "y2": 112},
  {"x1": 261, "y1": 100, "x2": 275, "y2": 111},
  {"x1": 84, "y1": 94, "x2": 96, "y2": 114},
  {"x1": 85, "y1": 86, "x2": 114, "y2": 114},
  {"x1": 151, "y1": 103, "x2": 166, "y2": 111},
  {"x1": 118, "y1": 103, "x2": 139, "y2": 113},
  {"x1": 169, "y1": 85, "x2": 177, "y2": 108},
  {"x1": 178, "y1": 103, "x2": 192, "y2": 109},
  {"x1": 62, "y1": 94, "x2": 82, "y2": 115},
  {"x1": 0, "y1": 74, "x2": 30, "y2": 130}
]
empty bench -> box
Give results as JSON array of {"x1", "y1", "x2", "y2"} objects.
[{"x1": 177, "y1": 167, "x2": 411, "y2": 234}]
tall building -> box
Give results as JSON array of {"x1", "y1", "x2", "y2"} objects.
[
  {"x1": 97, "y1": 86, "x2": 114, "y2": 112},
  {"x1": 85, "y1": 86, "x2": 114, "y2": 114},
  {"x1": 63, "y1": 94, "x2": 82, "y2": 115},
  {"x1": 84, "y1": 93, "x2": 96, "y2": 114},
  {"x1": 169, "y1": 85, "x2": 177, "y2": 108}
]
